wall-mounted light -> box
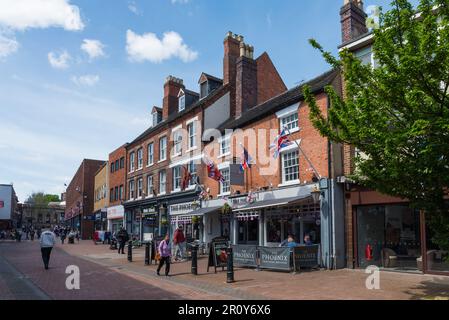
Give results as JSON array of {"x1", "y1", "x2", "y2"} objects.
[{"x1": 311, "y1": 186, "x2": 322, "y2": 203}]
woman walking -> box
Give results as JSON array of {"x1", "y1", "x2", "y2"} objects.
[{"x1": 157, "y1": 234, "x2": 172, "y2": 277}]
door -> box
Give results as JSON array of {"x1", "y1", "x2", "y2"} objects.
[
  {"x1": 357, "y1": 206, "x2": 385, "y2": 268},
  {"x1": 237, "y1": 220, "x2": 259, "y2": 244}
]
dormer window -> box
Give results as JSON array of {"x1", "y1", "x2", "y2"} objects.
[
  {"x1": 152, "y1": 112, "x2": 158, "y2": 127},
  {"x1": 179, "y1": 94, "x2": 185, "y2": 112},
  {"x1": 200, "y1": 81, "x2": 208, "y2": 99}
]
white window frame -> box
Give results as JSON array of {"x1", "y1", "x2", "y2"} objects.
[
  {"x1": 188, "y1": 161, "x2": 197, "y2": 187},
  {"x1": 159, "y1": 136, "x2": 167, "y2": 162},
  {"x1": 280, "y1": 149, "x2": 300, "y2": 186},
  {"x1": 146, "y1": 175, "x2": 153, "y2": 198},
  {"x1": 276, "y1": 104, "x2": 299, "y2": 134},
  {"x1": 172, "y1": 166, "x2": 181, "y2": 192},
  {"x1": 129, "y1": 180, "x2": 135, "y2": 200},
  {"x1": 280, "y1": 112, "x2": 299, "y2": 133},
  {"x1": 219, "y1": 167, "x2": 231, "y2": 196},
  {"x1": 159, "y1": 170, "x2": 166, "y2": 195},
  {"x1": 173, "y1": 130, "x2": 182, "y2": 157},
  {"x1": 179, "y1": 94, "x2": 186, "y2": 112},
  {"x1": 129, "y1": 152, "x2": 135, "y2": 172},
  {"x1": 147, "y1": 142, "x2": 154, "y2": 166},
  {"x1": 152, "y1": 112, "x2": 158, "y2": 127},
  {"x1": 186, "y1": 117, "x2": 198, "y2": 151},
  {"x1": 137, "y1": 148, "x2": 143, "y2": 170},
  {"x1": 219, "y1": 135, "x2": 231, "y2": 157},
  {"x1": 137, "y1": 177, "x2": 143, "y2": 198}
]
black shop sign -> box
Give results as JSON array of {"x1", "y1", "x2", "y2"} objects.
[
  {"x1": 293, "y1": 245, "x2": 320, "y2": 270},
  {"x1": 207, "y1": 239, "x2": 229, "y2": 273}
]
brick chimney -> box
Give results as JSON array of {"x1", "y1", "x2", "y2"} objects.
[
  {"x1": 340, "y1": 0, "x2": 368, "y2": 44},
  {"x1": 163, "y1": 75, "x2": 184, "y2": 119},
  {"x1": 235, "y1": 42, "x2": 257, "y2": 118},
  {"x1": 223, "y1": 31, "x2": 242, "y2": 86}
]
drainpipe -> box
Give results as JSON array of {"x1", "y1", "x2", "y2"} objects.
[{"x1": 327, "y1": 95, "x2": 336, "y2": 270}]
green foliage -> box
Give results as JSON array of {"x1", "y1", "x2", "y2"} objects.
[
  {"x1": 25, "y1": 192, "x2": 60, "y2": 205},
  {"x1": 304, "y1": 0, "x2": 449, "y2": 250}
]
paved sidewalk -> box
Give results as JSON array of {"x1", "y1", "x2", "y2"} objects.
[
  {"x1": 60, "y1": 240, "x2": 449, "y2": 300},
  {"x1": 0, "y1": 241, "x2": 227, "y2": 300}
]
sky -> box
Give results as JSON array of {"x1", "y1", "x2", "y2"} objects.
[{"x1": 0, "y1": 0, "x2": 417, "y2": 202}]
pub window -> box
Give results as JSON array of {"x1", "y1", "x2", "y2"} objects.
[
  {"x1": 220, "y1": 135, "x2": 231, "y2": 156},
  {"x1": 187, "y1": 121, "x2": 196, "y2": 149},
  {"x1": 282, "y1": 150, "x2": 299, "y2": 183},
  {"x1": 280, "y1": 112, "x2": 299, "y2": 132},
  {"x1": 173, "y1": 130, "x2": 182, "y2": 156},
  {"x1": 147, "y1": 176, "x2": 153, "y2": 196},
  {"x1": 173, "y1": 166, "x2": 181, "y2": 191},
  {"x1": 179, "y1": 94, "x2": 186, "y2": 112},
  {"x1": 219, "y1": 168, "x2": 230, "y2": 195},
  {"x1": 188, "y1": 161, "x2": 197, "y2": 186}
]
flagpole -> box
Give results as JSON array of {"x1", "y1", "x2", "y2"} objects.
[
  {"x1": 239, "y1": 143, "x2": 273, "y2": 190},
  {"x1": 284, "y1": 127, "x2": 322, "y2": 180}
]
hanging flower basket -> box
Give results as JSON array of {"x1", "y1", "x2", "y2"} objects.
[
  {"x1": 191, "y1": 215, "x2": 199, "y2": 224},
  {"x1": 221, "y1": 203, "x2": 232, "y2": 215},
  {"x1": 160, "y1": 217, "x2": 169, "y2": 226}
]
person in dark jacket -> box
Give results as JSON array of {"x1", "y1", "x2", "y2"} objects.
[{"x1": 117, "y1": 228, "x2": 129, "y2": 254}]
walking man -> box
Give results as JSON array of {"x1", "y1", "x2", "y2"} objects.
[
  {"x1": 40, "y1": 229, "x2": 56, "y2": 270},
  {"x1": 157, "y1": 234, "x2": 172, "y2": 277},
  {"x1": 173, "y1": 225, "x2": 186, "y2": 261},
  {"x1": 117, "y1": 227, "x2": 129, "y2": 254}
]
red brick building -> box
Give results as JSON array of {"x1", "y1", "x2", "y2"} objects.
[
  {"x1": 123, "y1": 32, "x2": 287, "y2": 242},
  {"x1": 65, "y1": 159, "x2": 105, "y2": 240}
]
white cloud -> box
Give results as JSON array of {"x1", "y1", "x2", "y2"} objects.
[
  {"x1": 0, "y1": 0, "x2": 84, "y2": 31},
  {"x1": 0, "y1": 33, "x2": 19, "y2": 58},
  {"x1": 71, "y1": 74, "x2": 100, "y2": 87},
  {"x1": 171, "y1": 0, "x2": 190, "y2": 4},
  {"x1": 126, "y1": 29, "x2": 198, "y2": 63},
  {"x1": 48, "y1": 50, "x2": 71, "y2": 69},
  {"x1": 128, "y1": 1, "x2": 142, "y2": 15},
  {"x1": 81, "y1": 39, "x2": 105, "y2": 60}
]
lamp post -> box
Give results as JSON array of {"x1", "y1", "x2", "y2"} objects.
[{"x1": 311, "y1": 186, "x2": 321, "y2": 204}]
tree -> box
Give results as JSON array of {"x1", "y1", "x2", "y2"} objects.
[
  {"x1": 303, "y1": 0, "x2": 449, "y2": 250},
  {"x1": 25, "y1": 192, "x2": 60, "y2": 205}
]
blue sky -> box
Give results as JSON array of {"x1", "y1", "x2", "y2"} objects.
[{"x1": 0, "y1": 0, "x2": 415, "y2": 202}]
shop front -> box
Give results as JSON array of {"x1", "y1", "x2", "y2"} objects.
[
  {"x1": 107, "y1": 205, "x2": 124, "y2": 234},
  {"x1": 94, "y1": 208, "x2": 107, "y2": 231},
  {"x1": 350, "y1": 188, "x2": 449, "y2": 275}
]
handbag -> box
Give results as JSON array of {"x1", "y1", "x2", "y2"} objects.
[{"x1": 155, "y1": 252, "x2": 161, "y2": 261}]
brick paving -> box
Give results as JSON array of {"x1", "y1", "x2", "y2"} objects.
[
  {"x1": 61, "y1": 240, "x2": 449, "y2": 300},
  {"x1": 2, "y1": 240, "x2": 449, "y2": 300}
]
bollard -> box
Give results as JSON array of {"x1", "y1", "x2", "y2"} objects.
[
  {"x1": 226, "y1": 247, "x2": 234, "y2": 283},
  {"x1": 191, "y1": 244, "x2": 198, "y2": 275},
  {"x1": 145, "y1": 242, "x2": 150, "y2": 265},
  {"x1": 127, "y1": 240, "x2": 132, "y2": 262}
]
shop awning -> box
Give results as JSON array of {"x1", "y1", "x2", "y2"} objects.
[
  {"x1": 170, "y1": 206, "x2": 222, "y2": 224},
  {"x1": 233, "y1": 195, "x2": 313, "y2": 212}
]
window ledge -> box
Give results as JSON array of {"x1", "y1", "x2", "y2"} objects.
[
  {"x1": 172, "y1": 152, "x2": 182, "y2": 158},
  {"x1": 128, "y1": 170, "x2": 135, "y2": 174},
  {"x1": 218, "y1": 192, "x2": 231, "y2": 198},
  {"x1": 146, "y1": 163, "x2": 154, "y2": 168},
  {"x1": 171, "y1": 188, "x2": 182, "y2": 194},
  {"x1": 218, "y1": 152, "x2": 231, "y2": 159},
  {"x1": 158, "y1": 159, "x2": 167, "y2": 163},
  {"x1": 186, "y1": 146, "x2": 198, "y2": 153},
  {"x1": 136, "y1": 168, "x2": 143, "y2": 172},
  {"x1": 286, "y1": 127, "x2": 300, "y2": 134},
  {"x1": 278, "y1": 180, "x2": 300, "y2": 188},
  {"x1": 158, "y1": 192, "x2": 166, "y2": 196}
]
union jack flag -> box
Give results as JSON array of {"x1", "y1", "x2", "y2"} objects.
[
  {"x1": 205, "y1": 158, "x2": 225, "y2": 182},
  {"x1": 240, "y1": 146, "x2": 252, "y2": 173},
  {"x1": 270, "y1": 128, "x2": 292, "y2": 158}
]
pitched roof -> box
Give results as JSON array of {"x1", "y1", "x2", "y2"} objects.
[
  {"x1": 198, "y1": 72, "x2": 223, "y2": 84},
  {"x1": 128, "y1": 84, "x2": 229, "y2": 146},
  {"x1": 217, "y1": 69, "x2": 339, "y2": 131}
]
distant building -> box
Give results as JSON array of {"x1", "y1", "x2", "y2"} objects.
[
  {"x1": 0, "y1": 184, "x2": 19, "y2": 230},
  {"x1": 22, "y1": 200, "x2": 65, "y2": 230},
  {"x1": 65, "y1": 159, "x2": 105, "y2": 240}
]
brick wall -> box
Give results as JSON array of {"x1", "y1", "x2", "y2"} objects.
[
  {"x1": 256, "y1": 52, "x2": 287, "y2": 105},
  {"x1": 108, "y1": 145, "x2": 127, "y2": 206}
]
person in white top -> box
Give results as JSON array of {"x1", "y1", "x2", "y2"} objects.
[{"x1": 39, "y1": 229, "x2": 56, "y2": 270}]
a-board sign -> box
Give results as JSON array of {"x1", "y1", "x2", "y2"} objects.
[
  {"x1": 258, "y1": 246, "x2": 291, "y2": 271},
  {"x1": 232, "y1": 245, "x2": 258, "y2": 267},
  {"x1": 207, "y1": 240, "x2": 229, "y2": 273},
  {"x1": 293, "y1": 245, "x2": 320, "y2": 270}
]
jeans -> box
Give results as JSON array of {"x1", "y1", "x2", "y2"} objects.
[
  {"x1": 157, "y1": 256, "x2": 171, "y2": 276},
  {"x1": 173, "y1": 242, "x2": 186, "y2": 260},
  {"x1": 118, "y1": 241, "x2": 125, "y2": 254},
  {"x1": 41, "y1": 247, "x2": 53, "y2": 269}
]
